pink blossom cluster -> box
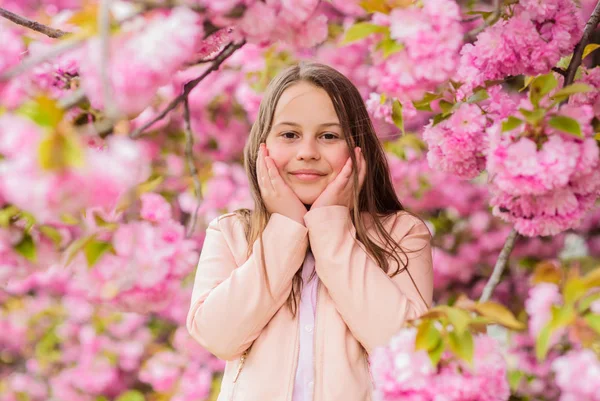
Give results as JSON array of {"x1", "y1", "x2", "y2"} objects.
[
  {"x1": 184, "y1": 69, "x2": 252, "y2": 161},
  {"x1": 524, "y1": 282, "x2": 562, "y2": 338},
  {"x1": 422, "y1": 85, "x2": 520, "y2": 179},
  {"x1": 180, "y1": 161, "x2": 253, "y2": 224},
  {"x1": 79, "y1": 7, "x2": 204, "y2": 117},
  {"x1": 0, "y1": 291, "x2": 220, "y2": 401},
  {"x1": 458, "y1": 0, "x2": 584, "y2": 94},
  {"x1": 0, "y1": 0, "x2": 80, "y2": 16},
  {"x1": 386, "y1": 150, "x2": 489, "y2": 216},
  {"x1": 505, "y1": 333, "x2": 561, "y2": 400},
  {"x1": 367, "y1": 0, "x2": 463, "y2": 102},
  {"x1": 233, "y1": 0, "x2": 328, "y2": 49},
  {"x1": 568, "y1": 67, "x2": 600, "y2": 116},
  {"x1": 67, "y1": 205, "x2": 198, "y2": 314},
  {"x1": 422, "y1": 103, "x2": 488, "y2": 179},
  {"x1": 371, "y1": 328, "x2": 510, "y2": 401},
  {"x1": 487, "y1": 105, "x2": 600, "y2": 236},
  {"x1": 0, "y1": 22, "x2": 25, "y2": 101},
  {"x1": 0, "y1": 114, "x2": 151, "y2": 224},
  {"x1": 552, "y1": 349, "x2": 600, "y2": 401}
]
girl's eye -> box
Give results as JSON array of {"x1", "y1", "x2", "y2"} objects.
[
  {"x1": 282, "y1": 132, "x2": 298, "y2": 139},
  {"x1": 321, "y1": 132, "x2": 339, "y2": 140}
]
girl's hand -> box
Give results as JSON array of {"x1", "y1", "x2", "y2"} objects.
[
  {"x1": 311, "y1": 147, "x2": 366, "y2": 210},
  {"x1": 257, "y1": 143, "x2": 307, "y2": 225}
]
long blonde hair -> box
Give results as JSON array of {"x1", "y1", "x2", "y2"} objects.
[{"x1": 236, "y1": 61, "x2": 428, "y2": 315}]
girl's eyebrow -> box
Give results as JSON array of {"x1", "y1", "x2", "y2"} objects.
[{"x1": 273, "y1": 121, "x2": 341, "y2": 129}]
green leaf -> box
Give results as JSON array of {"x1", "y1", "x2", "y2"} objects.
[
  {"x1": 358, "y1": 0, "x2": 390, "y2": 14},
  {"x1": 551, "y1": 83, "x2": 594, "y2": 102},
  {"x1": 465, "y1": 10, "x2": 493, "y2": 19},
  {"x1": 115, "y1": 390, "x2": 145, "y2": 401},
  {"x1": 391, "y1": 99, "x2": 404, "y2": 135},
  {"x1": 84, "y1": 239, "x2": 113, "y2": 267},
  {"x1": 502, "y1": 116, "x2": 524, "y2": 132},
  {"x1": 549, "y1": 304, "x2": 576, "y2": 329},
  {"x1": 508, "y1": 370, "x2": 524, "y2": 391},
  {"x1": 578, "y1": 292, "x2": 600, "y2": 313},
  {"x1": 529, "y1": 73, "x2": 558, "y2": 107},
  {"x1": 432, "y1": 112, "x2": 452, "y2": 126},
  {"x1": 448, "y1": 330, "x2": 474, "y2": 364},
  {"x1": 519, "y1": 108, "x2": 546, "y2": 125},
  {"x1": 342, "y1": 22, "x2": 388, "y2": 44},
  {"x1": 443, "y1": 306, "x2": 471, "y2": 335},
  {"x1": 583, "y1": 43, "x2": 600, "y2": 60},
  {"x1": 535, "y1": 323, "x2": 552, "y2": 361},
  {"x1": 14, "y1": 232, "x2": 36, "y2": 262},
  {"x1": 39, "y1": 225, "x2": 63, "y2": 247},
  {"x1": 38, "y1": 131, "x2": 85, "y2": 171},
  {"x1": 548, "y1": 115, "x2": 582, "y2": 137},
  {"x1": 64, "y1": 234, "x2": 97, "y2": 266},
  {"x1": 466, "y1": 88, "x2": 489, "y2": 104},
  {"x1": 412, "y1": 92, "x2": 443, "y2": 112},
  {"x1": 0, "y1": 205, "x2": 19, "y2": 227},
  {"x1": 563, "y1": 277, "x2": 587, "y2": 305},
  {"x1": 415, "y1": 320, "x2": 442, "y2": 351},
  {"x1": 474, "y1": 301, "x2": 525, "y2": 330},
  {"x1": 439, "y1": 100, "x2": 454, "y2": 115},
  {"x1": 582, "y1": 267, "x2": 600, "y2": 289},
  {"x1": 376, "y1": 37, "x2": 404, "y2": 58},
  {"x1": 17, "y1": 96, "x2": 65, "y2": 128},
  {"x1": 427, "y1": 335, "x2": 445, "y2": 367},
  {"x1": 584, "y1": 314, "x2": 600, "y2": 335}
]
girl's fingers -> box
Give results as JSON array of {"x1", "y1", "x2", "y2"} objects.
[
  {"x1": 265, "y1": 156, "x2": 282, "y2": 186},
  {"x1": 334, "y1": 157, "x2": 353, "y2": 190},
  {"x1": 257, "y1": 145, "x2": 273, "y2": 192}
]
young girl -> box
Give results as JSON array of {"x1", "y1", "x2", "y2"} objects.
[{"x1": 186, "y1": 62, "x2": 434, "y2": 401}]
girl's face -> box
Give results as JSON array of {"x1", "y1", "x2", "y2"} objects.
[{"x1": 265, "y1": 81, "x2": 350, "y2": 206}]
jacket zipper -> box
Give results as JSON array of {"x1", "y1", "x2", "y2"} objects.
[{"x1": 230, "y1": 349, "x2": 248, "y2": 401}]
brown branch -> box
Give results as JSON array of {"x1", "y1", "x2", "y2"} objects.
[
  {"x1": 0, "y1": 7, "x2": 69, "y2": 38},
  {"x1": 479, "y1": 228, "x2": 519, "y2": 303},
  {"x1": 564, "y1": 0, "x2": 600, "y2": 87},
  {"x1": 183, "y1": 97, "x2": 203, "y2": 238},
  {"x1": 464, "y1": 0, "x2": 502, "y2": 42},
  {"x1": 129, "y1": 39, "x2": 246, "y2": 138},
  {"x1": 552, "y1": 66, "x2": 567, "y2": 77}
]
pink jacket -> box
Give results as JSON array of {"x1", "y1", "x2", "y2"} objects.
[{"x1": 186, "y1": 205, "x2": 434, "y2": 401}]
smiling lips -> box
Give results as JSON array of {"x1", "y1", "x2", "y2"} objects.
[{"x1": 289, "y1": 169, "x2": 326, "y2": 181}]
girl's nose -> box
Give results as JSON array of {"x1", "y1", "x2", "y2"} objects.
[{"x1": 296, "y1": 138, "x2": 320, "y2": 161}]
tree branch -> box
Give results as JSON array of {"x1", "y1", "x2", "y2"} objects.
[
  {"x1": 479, "y1": 228, "x2": 519, "y2": 303},
  {"x1": 129, "y1": 39, "x2": 246, "y2": 138},
  {"x1": 464, "y1": 0, "x2": 502, "y2": 42},
  {"x1": 0, "y1": 7, "x2": 69, "y2": 38},
  {"x1": 564, "y1": 0, "x2": 600, "y2": 86},
  {"x1": 183, "y1": 97, "x2": 203, "y2": 238}
]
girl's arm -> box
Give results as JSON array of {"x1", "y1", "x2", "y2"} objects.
[
  {"x1": 186, "y1": 213, "x2": 308, "y2": 360},
  {"x1": 305, "y1": 205, "x2": 433, "y2": 354}
]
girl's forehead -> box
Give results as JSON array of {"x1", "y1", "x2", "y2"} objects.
[{"x1": 273, "y1": 82, "x2": 338, "y2": 124}]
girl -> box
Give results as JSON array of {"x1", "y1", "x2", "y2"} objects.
[{"x1": 186, "y1": 62, "x2": 434, "y2": 401}]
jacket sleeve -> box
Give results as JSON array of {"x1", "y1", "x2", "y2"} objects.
[
  {"x1": 304, "y1": 206, "x2": 433, "y2": 353},
  {"x1": 186, "y1": 213, "x2": 309, "y2": 360}
]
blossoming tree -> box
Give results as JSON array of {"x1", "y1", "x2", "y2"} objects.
[{"x1": 1, "y1": 0, "x2": 599, "y2": 400}]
